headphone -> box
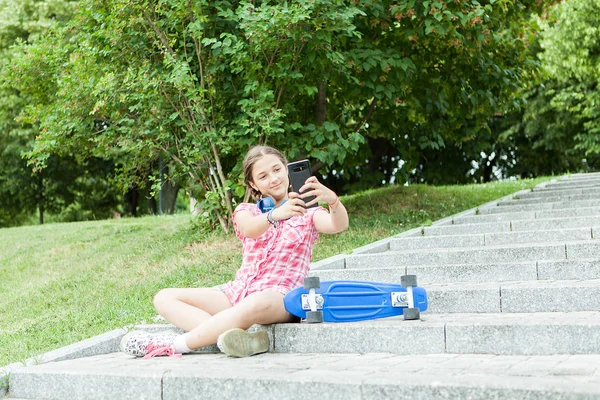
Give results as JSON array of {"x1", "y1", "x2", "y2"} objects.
[{"x1": 257, "y1": 197, "x2": 287, "y2": 213}]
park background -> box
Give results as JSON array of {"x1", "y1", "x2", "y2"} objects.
[
  {"x1": 1, "y1": 0, "x2": 598, "y2": 229},
  {"x1": 0, "y1": 0, "x2": 599, "y2": 367}
]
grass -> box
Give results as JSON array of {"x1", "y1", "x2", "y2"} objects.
[{"x1": 0, "y1": 177, "x2": 551, "y2": 366}]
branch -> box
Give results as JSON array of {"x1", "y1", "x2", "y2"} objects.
[
  {"x1": 142, "y1": 11, "x2": 177, "y2": 58},
  {"x1": 354, "y1": 99, "x2": 377, "y2": 132}
]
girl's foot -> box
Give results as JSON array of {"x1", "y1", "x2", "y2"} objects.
[
  {"x1": 216, "y1": 328, "x2": 270, "y2": 358},
  {"x1": 120, "y1": 331, "x2": 182, "y2": 359}
]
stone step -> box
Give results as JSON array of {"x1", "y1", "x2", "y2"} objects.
[
  {"x1": 515, "y1": 187, "x2": 600, "y2": 200},
  {"x1": 345, "y1": 241, "x2": 600, "y2": 268},
  {"x1": 423, "y1": 216, "x2": 600, "y2": 236},
  {"x1": 453, "y1": 206, "x2": 600, "y2": 225},
  {"x1": 424, "y1": 279, "x2": 600, "y2": 313},
  {"x1": 309, "y1": 259, "x2": 600, "y2": 284},
  {"x1": 545, "y1": 178, "x2": 600, "y2": 188},
  {"x1": 391, "y1": 227, "x2": 595, "y2": 250},
  {"x1": 563, "y1": 172, "x2": 600, "y2": 179},
  {"x1": 8, "y1": 352, "x2": 600, "y2": 399},
  {"x1": 481, "y1": 199, "x2": 600, "y2": 214},
  {"x1": 274, "y1": 312, "x2": 600, "y2": 355},
  {"x1": 534, "y1": 182, "x2": 600, "y2": 191},
  {"x1": 512, "y1": 216, "x2": 600, "y2": 231},
  {"x1": 498, "y1": 193, "x2": 600, "y2": 206}
]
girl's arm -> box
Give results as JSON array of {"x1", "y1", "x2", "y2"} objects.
[
  {"x1": 299, "y1": 177, "x2": 349, "y2": 234},
  {"x1": 234, "y1": 195, "x2": 308, "y2": 239}
]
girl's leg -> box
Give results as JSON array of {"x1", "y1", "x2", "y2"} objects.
[
  {"x1": 184, "y1": 290, "x2": 293, "y2": 349},
  {"x1": 153, "y1": 288, "x2": 233, "y2": 332}
]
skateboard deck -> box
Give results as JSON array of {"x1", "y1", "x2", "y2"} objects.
[{"x1": 284, "y1": 279, "x2": 428, "y2": 323}]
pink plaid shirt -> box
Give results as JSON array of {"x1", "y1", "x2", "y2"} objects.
[{"x1": 221, "y1": 202, "x2": 325, "y2": 305}]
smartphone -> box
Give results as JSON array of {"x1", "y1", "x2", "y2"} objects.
[{"x1": 288, "y1": 159, "x2": 317, "y2": 208}]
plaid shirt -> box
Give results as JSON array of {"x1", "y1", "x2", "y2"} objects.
[{"x1": 222, "y1": 202, "x2": 324, "y2": 305}]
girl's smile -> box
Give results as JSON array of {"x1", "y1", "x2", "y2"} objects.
[{"x1": 250, "y1": 155, "x2": 290, "y2": 204}]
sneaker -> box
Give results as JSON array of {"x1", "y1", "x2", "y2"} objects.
[
  {"x1": 216, "y1": 328, "x2": 270, "y2": 358},
  {"x1": 120, "y1": 331, "x2": 182, "y2": 359}
]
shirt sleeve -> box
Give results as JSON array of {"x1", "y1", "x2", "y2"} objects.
[{"x1": 232, "y1": 203, "x2": 261, "y2": 240}]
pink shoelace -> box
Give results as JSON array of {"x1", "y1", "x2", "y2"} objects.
[{"x1": 143, "y1": 345, "x2": 182, "y2": 360}]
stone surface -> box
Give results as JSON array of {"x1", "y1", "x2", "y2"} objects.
[
  {"x1": 426, "y1": 282, "x2": 501, "y2": 313},
  {"x1": 538, "y1": 259, "x2": 600, "y2": 280},
  {"x1": 535, "y1": 183, "x2": 600, "y2": 192},
  {"x1": 309, "y1": 253, "x2": 346, "y2": 270},
  {"x1": 390, "y1": 234, "x2": 485, "y2": 250},
  {"x1": 394, "y1": 228, "x2": 595, "y2": 249},
  {"x1": 9, "y1": 352, "x2": 600, "y2": 400},
  {"x1": 445, "y1": 312, "x2": 600, "y2": 355},
  {"x1": 345, "y1": 242, "x2": 566, "y2": 268},
  {"x1": 310, "y1": 259, "x2": 600, "y2": 285},
  {"x1": 273, "y1": 319, "x2": 446, "y2": 354},
  {"x1": 486, "y1": 228, "x2": 594, "y2": 246},
  {"x1": 516, "y1": 188, "x2": 600, "y2": 200},
  {"x1": 454, "y1": 211, "x2": 536, "y2": 225},
  {"x1": 536, "y1": 207, "x2": 600, "y2": 220},
  {"x1": 512, "y1": 216, "x2": 600, "y2": 231},
  {"x1": 482, "y1": 199, "x2": 600, "y2": 214},
  {"x1": 423, "y1": 221, "x2": 511, "y2": 236},
  {"x1": 499, "y1": 193, "x2": 600, "y2": 206},
  {"x1": 501, "y1": 280, "x2": 600, "y2": 313}
]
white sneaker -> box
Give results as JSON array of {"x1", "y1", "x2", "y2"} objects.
[
  {"x1": 120, "y1": 331, "x2": 180, "y2": 359},
  {"x1": 216, "y1": 328, "x2": 270, "y2": 358}
]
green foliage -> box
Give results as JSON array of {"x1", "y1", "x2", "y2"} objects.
[
  {"x1": 2, "y1": 0, "x2": 554, "y2": 228},
  {"x1": 0, "y1": 0, "x2": 125, "y2": 226},
  {"x1": 536, "y1": 0, "x2": 600, "y2": 157},
  {"x1": 494, "y1": 0, "x2": 600, "y2": 177}
]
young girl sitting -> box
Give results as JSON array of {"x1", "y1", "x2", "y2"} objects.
[{"x1": 120, "y1": 145, "x2": 348, "y2": 358}]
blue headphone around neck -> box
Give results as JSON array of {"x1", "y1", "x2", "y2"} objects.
[{"x1": 257, "y1": 197, "x2": 287, "y2": 213}]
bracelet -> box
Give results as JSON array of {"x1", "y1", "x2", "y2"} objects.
[
  {"x1": 327, "y1": 193, "x2": 340, "y2": 208},
  {"x1": 267, "y1": 210, "x2": 278, "y2": 227}
]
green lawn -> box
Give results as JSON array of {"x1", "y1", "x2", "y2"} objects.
[{"x1": 0, "y1": 177, "x2": 551, "y2": 366}]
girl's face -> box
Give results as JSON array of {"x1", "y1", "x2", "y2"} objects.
[{"x1": 250, "y1": 154, "x2": 289, "y2": 203}]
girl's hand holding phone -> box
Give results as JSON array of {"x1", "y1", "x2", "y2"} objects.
[
  {"x1": 298, "y1": 176, "x2": 337, "y2": 208},
  {"x1": 271, "y1": 192, "x2": 307, "y2": 221}
]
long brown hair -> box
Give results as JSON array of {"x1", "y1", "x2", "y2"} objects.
[{"x1": 243, "y1": 145, "x2": 288, "y2": 200}]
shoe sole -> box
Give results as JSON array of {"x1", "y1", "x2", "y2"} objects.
[{"x1": 217, "y1": 328, "x2": 270, "y2": 358}]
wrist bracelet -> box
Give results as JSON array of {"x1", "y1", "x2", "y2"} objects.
[
  {"x1": 327, "y1": 193, "x2": 340, "y2": 207},
  {"x1": 267, "y1": 210, "x2": 278, "y2": 227}
]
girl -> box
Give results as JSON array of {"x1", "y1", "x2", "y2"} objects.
[{"x1": 120, "y1": 145, "x2": 348, "y2": 358}]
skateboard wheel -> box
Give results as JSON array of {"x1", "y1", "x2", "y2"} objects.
[
  {"x1": 403, "y1": 307, "x2": 420, "y2": 320},
  {"x1": 303, "y1": 277, "x2": 321, "y2": 290},
  {"x1": 401, "y1": 275, "x2": 417, "y2": 287},
  {"x1": 305, "y1": 311, "x2": 323, "y2": 323}
]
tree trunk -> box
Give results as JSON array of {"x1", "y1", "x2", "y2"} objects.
[
  {"x1": 148, "y1": 197, "x2": 157, "y2": 215},
  {"x1": 125, "y1": 186, "x2": 139, "y2": 217},
  {"x1": 38, "y1": 196, "x2": 44, "y2": 225},
  {"x1": 38, "y1": 177, "x2": 44, "y2": 225},
  {"x1": 160, "y1": 180, "x2": 181, "y2": 214},
  {"x1": 315, "y1": 80, "x2": 327, "y2": 125}
]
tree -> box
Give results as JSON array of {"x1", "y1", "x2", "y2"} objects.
[
  {"x1": 493, "y1": 0, "x2": 600, "y2": 178},
  {"x1": 7, "y1": 0, "x2": 555, "y2": 230},
  {"x1": 536, "y1": 0, "x2": 600, "y2": 158},
  {"x1": 0, "y1": 0, "x2": 125, "y2": 226}
]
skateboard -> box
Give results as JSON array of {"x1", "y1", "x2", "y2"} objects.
[{"x1": 284, "y1": 275, "x2": 428, "y2": 323}]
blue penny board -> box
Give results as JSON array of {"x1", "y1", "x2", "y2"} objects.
[{"x1": 284, "y1": 280, "x2": 428, "y2": 322}]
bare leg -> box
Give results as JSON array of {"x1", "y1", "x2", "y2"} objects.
[
  {"x1": 153, "y1": 288, "x2": 233, "y2": 332},
  {"x1": 184, "y1": 290, "x2": 294, "y2": 350}
]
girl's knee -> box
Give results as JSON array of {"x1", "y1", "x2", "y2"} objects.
[
  {"x1": 241, "y1": 292, "x2": 284, "y2": 320},
  {"x1": 153, "y1": 288, "x2": 175, "y2": 310}
]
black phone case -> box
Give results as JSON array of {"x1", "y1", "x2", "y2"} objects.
[{"x1": 288, "y1": 159, "x2": 317, "y2": 208}]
